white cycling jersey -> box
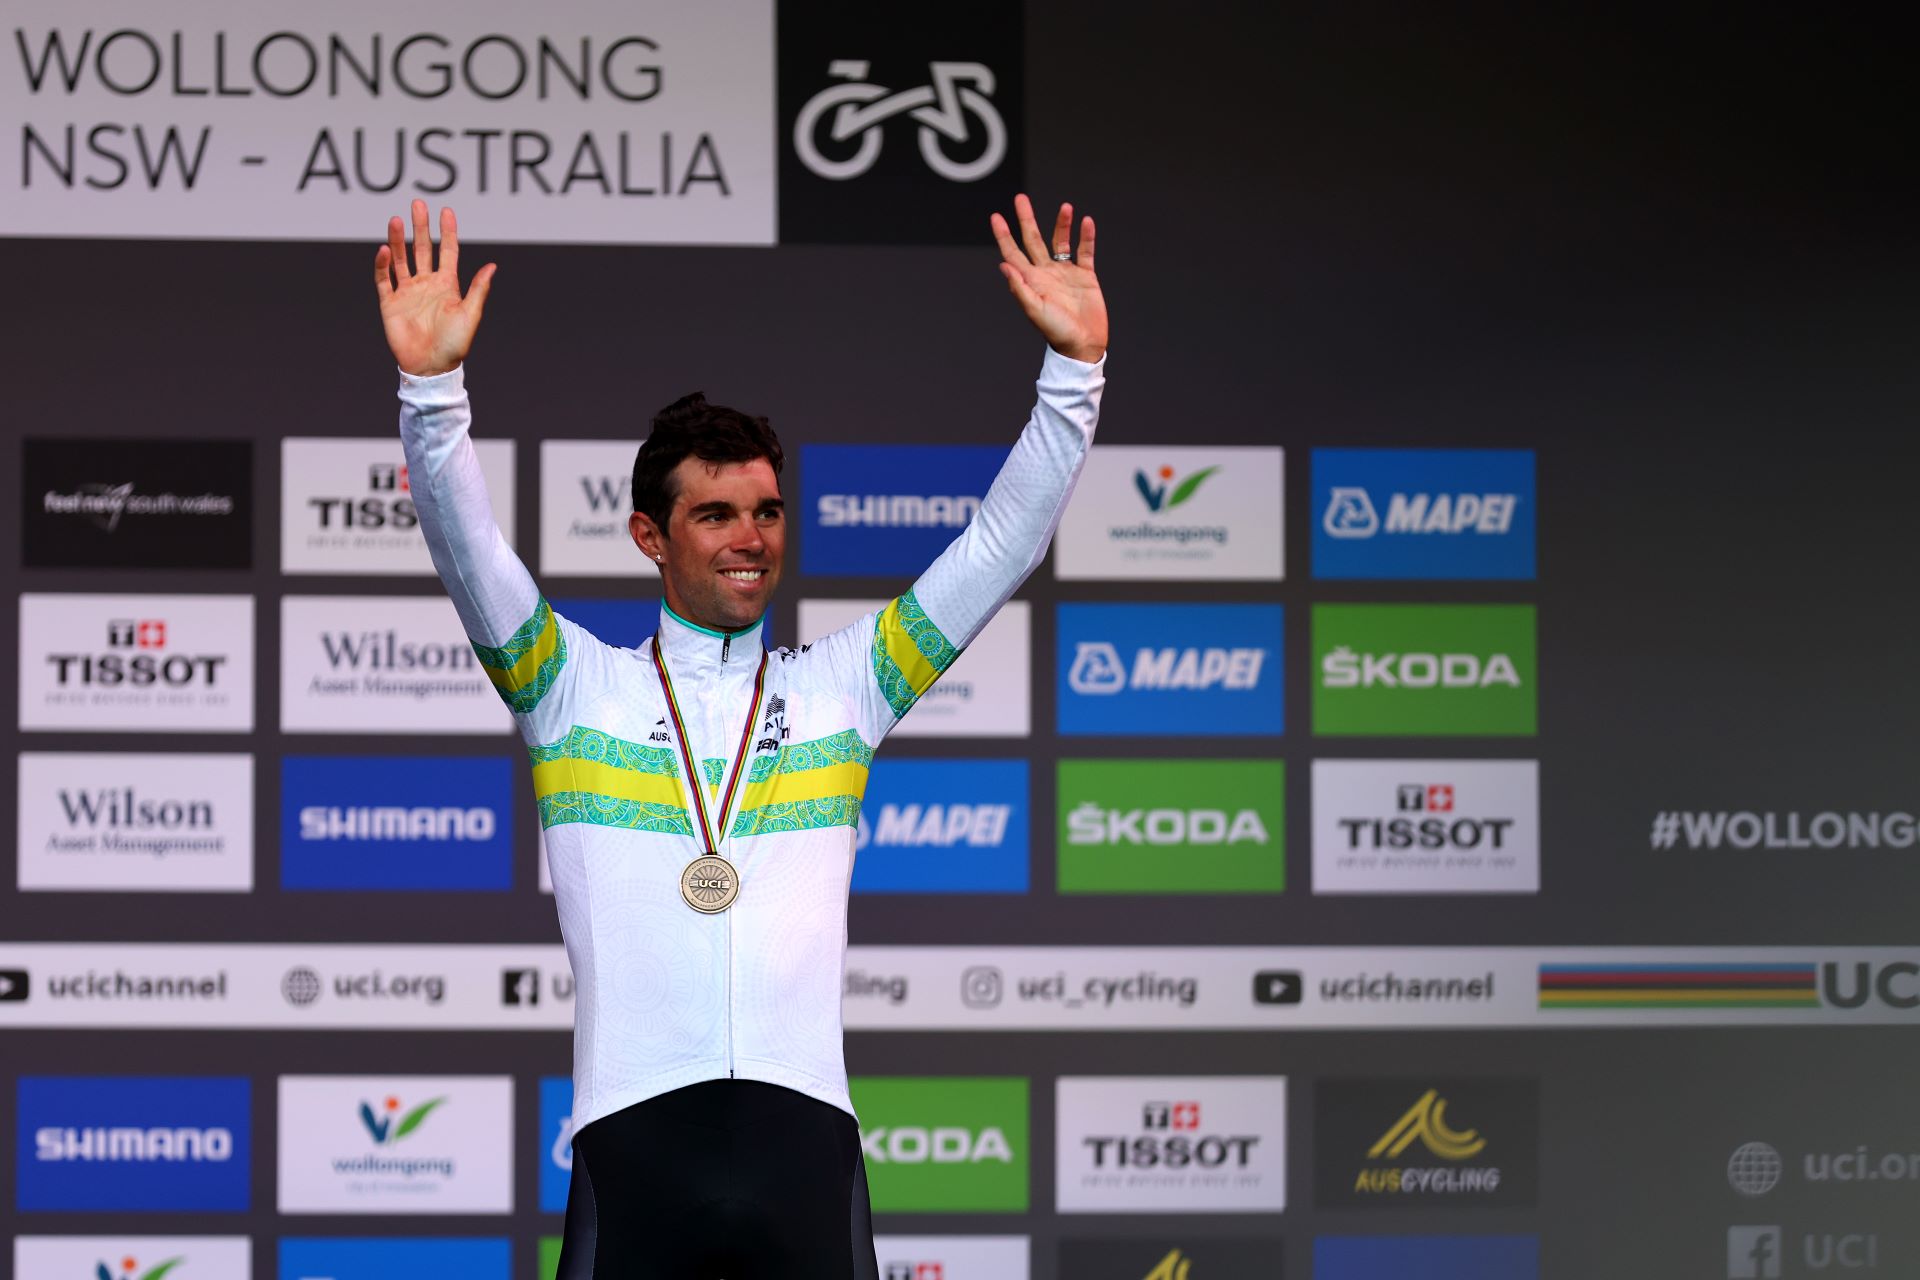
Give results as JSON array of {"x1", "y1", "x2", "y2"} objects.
[{"x1": 397, "y1": 348, "x2": 1103, "y2": 1134}]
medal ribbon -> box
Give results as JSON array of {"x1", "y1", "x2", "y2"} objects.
[{"x1": 651, "y1": 638, "x2": 768, "y2": 854}]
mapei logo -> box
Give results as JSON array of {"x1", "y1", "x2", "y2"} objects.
[
  {"x1": 851, "y1": 759, "x2": 1029, "y2": 893},
  {"x1": 358, "y1": 1094, "x2": 444, "y2": 1146},
  {"x1": 1312, "y1": 449, "x2": 1536, "y2": 580},
  {"x1": 1057, "y1": 604, "x2": 1282, "y2": 736},
  {"x1": 1133, "y1": 464, "x2": 1219, "y2": 513}
]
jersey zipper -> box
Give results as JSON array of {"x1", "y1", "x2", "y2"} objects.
[{"x1": 725, "y1": 910, "x2": 736, "y2": 1077}]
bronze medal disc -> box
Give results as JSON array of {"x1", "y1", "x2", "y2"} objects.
[{"x1": 680, "y1": 854, "x2": 740, "y2": 914}]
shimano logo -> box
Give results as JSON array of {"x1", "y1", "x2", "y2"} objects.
[
  {"x1": 299, "y1": 806, "x2": 497, "y2": 841},
  {"x1": 817, "y1": 494, "x2": 980, "y2": 528},
  {"x1": 1068, "y1": 804, "x2": 1269, "y2": 847},
  {"x1": 1324, "y1": 488, "x2": 1519, "y2": 539},
  {"x1": 857, "y1": 803, "x2": 1010, "y2": 849},
  {"x1": 1322, "y1": 647, "x2": 1520, "y2": 689},
  {"x1": 860, "y1": 1126, "x2": 1013, "y2": 1165},
  {"x1": 1068, "y1": 642, "x2": 1265, "y2": 694},
  {"x1": 35, "y1": 1126, "x2": 233, "y2": 1163}
]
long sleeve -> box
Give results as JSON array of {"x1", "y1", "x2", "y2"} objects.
[
  {"x1": 818, "y1": 345, "x2": 1105, "y2": 737},
  {"x1": 396, "y1": 366, "x2": 575, "y2": 730}
]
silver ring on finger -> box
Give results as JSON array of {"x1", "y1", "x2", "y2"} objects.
[{"x1": 1051, "y1": 251, "x2": 1073, "y2": 262}]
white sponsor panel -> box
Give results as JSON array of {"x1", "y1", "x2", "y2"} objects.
[
  {"x1": 278, "y1": 1074, "x2": 512, "y2": 1214},
  {"x1": 540, "y1": 440, "x2": 657, "y2": 577},
  {"x1": 15, "y1": 1236, "x2": 251, "y2": 1279},
  {"x1": 8, "y1": 945, "x2": 1920, "y2": 1030},
  {"x1": 281, "y1": 595, "x2": 512, "y2": 734},
  {"x1": 282, "y1": 437, "x2": 516, "y2": 575},
  {"x1": 1056, "y1": 1076, "x2": 1287, "y2": 1213},
  {"x1": 873, "y1": 1236, "x2": 1030, "y2": 1280},
  {"x1": 798, "y1": 599, "x2": 1029, "y2": 737},
  {"x1": 18, "y1": 753, "x2": 253, "y2": 892},
  {"x1": 19, "y1": 594, "x2": 255, "y2": 733},
  {"x1": 1313, "y1": 760, "x2": 1540, "y2": 894},
  {"x1": 4, "y1": 1, "x2": 777, "y2": 245},
  {"x1": 1055, "y1": 446, "x2": 1284, "y2": 581}
]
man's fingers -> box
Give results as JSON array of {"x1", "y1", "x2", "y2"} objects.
[
  {"x1": 1051, "y1": 202, "x2": 1073, "y2": 259},
  {"x1": 465, "y1": 262, "x2": 497, "y2": 325},
  {"x1": 1013, "y1": 193, "x2": 1048, "y2": 264},
  {"x1": 988, "y1": 211, "x2": 1027, "y2": 268},
  {"x1": 1000, "y1": 260, "x2": 1043, "y2": 316},
  {"x1": 374, "y1": 245, "x2": 395, "y2": 299},
  {"x1": 439, "y1": 206, "x2": 459, "y2": 276},
  {"x1": 1076, "y1": 215, "x2": 1096, "y2": 272},
  {"x1": 387, "y1": 217, "x2": 411, "y2": 280},
  {"x1": 410, "y1": 199, "x2": 433, "y2": 277}
]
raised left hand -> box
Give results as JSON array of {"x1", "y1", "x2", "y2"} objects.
[{"x1": 990, "y1": 194, "x2": 1107, "y2": 363}]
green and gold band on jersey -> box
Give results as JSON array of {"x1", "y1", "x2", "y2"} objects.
[
  {"x1": 473, "y1": 597, "x2": 567, "y2": 714},
  {"x1": 871, "y1": 590, "x2": 959, "y2": 720}
]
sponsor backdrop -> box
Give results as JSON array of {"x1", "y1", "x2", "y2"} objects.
[{"x1": 0, "y1": 3, "x2": 1911, "y2": 1278}]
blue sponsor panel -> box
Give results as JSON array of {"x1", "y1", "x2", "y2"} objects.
[
  {"x1": 539, "y1": 1076, "x2": 574, "y2": 1213},
  {"x1": 1315, "y1": 1235, "x2": 1540, "y2": 1279},
  {"x1": 1313, "y1": 448, "x2": 1537, "y2": 580},
  {"x1": 552, "y1": 597, "x2": 653, "y2": 650},
  {"x1": 281, "y1": 756, "x2": 514, "y2": 890},
  {"x1": 850, "y1": 759, "x2": 1029, "y2": 892},
  {"x1": 279, "y1": 1238, "x2": 510, "y2": 1280},
  {"x1": 801, "y1": 444, "x2": 1010, "y2": 576},
  {"x1": 1056, "y1": 603, "x2": 1283, "y2": 736},
  {"x1": 16, "y1": 1076, "x2": 251, "y2": 1211}
]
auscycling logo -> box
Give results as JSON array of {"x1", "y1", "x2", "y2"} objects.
[{"x1": 338, "y1": 1095, "x2": 453, "y2": 1178}]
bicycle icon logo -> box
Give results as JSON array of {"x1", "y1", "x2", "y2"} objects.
[{"x1": 793, "y1": 60, "x2": 1007, "y2": 182}]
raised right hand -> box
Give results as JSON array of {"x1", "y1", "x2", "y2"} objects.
[{"x1": 375, "y1": 199, "x2": 495, "y2": 377}]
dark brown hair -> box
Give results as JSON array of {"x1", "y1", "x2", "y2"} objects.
[{"x1": 631, "y1": 392, "x2": 784, "y2": 535}]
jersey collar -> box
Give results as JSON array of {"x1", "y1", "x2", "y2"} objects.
[{"x1": 657, "y1": 602, "x2": 765, "y2": 669}]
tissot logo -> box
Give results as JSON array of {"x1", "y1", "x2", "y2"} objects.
[
  {"x1": 23, "y1": 438, "x2": 252, "y2": 569},
  {"x1": 282, "y1": 438, "x2": 515, "y2": 575},
  {"x1": 1056, "y1": 1076, "x2": 1286, "y2": 1213},
  {"x1": 1313, "y1": 760, "x2": 1540, "y2": 894},
  {"x1": 777, "y1": 2, "x2": 1024, "y2": 244},
  {"x1": 21, "y1": 594, "x2": 254, "y2": 732},
  {"x1": 1057, "y1": 604, "x2": 1283, "y2": 736},
  {"x1": 1055, "y1": 445, "x2": 1284, "y2": 581},
  {"x1": 19, "y1": 752, "x2": 255, "y2": 892},
  {"x1": 1315, "y1": 1078, "x2": 1537, "y2": 1209},
  {"x1": 1312, "y1": 448, "x2": 1537, "y2": 580},
  {"x1": 873, "y1": 1238, "x2": 1030, "y2": 1280}
]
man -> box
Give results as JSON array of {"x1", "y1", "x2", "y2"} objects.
[{"x1": 374, "y1": 195, "x2": 1106, "y2": 1278}]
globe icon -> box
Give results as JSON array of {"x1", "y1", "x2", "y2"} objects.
[
  {"x1": 282, "y1": 967, "x2": 323, "y2": 1006},
  {"x1": 1728, "y1": 1141, "x2": 1783, "y2": 1197}
]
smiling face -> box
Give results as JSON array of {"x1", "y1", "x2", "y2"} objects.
[{"x1": 629, "y1": 455, "x2": 785, "y2": 633}]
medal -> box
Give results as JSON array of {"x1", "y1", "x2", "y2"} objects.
[{"x1": 652, "y1": 638, "x2": 767, "y2": 914}]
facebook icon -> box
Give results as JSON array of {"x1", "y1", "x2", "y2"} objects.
[{"x1": 1728, "y1": 1226, "x2": 1781, "y2": 1279}]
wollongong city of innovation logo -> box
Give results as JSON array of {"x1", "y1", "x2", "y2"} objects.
[
  {"x1": 1134, "y1": 464, "x2": 1219, "y2": 513},
  {"x1": 360, "y1": 1094, "x2": 444, "y2": 1145},
  {"x1": 96, "y1": 1255, "x2": 187, "y2": 1280}
]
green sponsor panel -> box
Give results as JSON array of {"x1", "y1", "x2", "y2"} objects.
[
  {"x1": 849, "y1": 1076, "x2": 1029, "y2": 1212},
  {"x1": 538, "y1": 1236, "x2": 562, "y2": 1280},
  {"x1": 1057, "y1": 759, "x2": 1285, "y2": 893},
  {"x1": 1312, "y1": 603, "x2": 1537, "y2": 736}
]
